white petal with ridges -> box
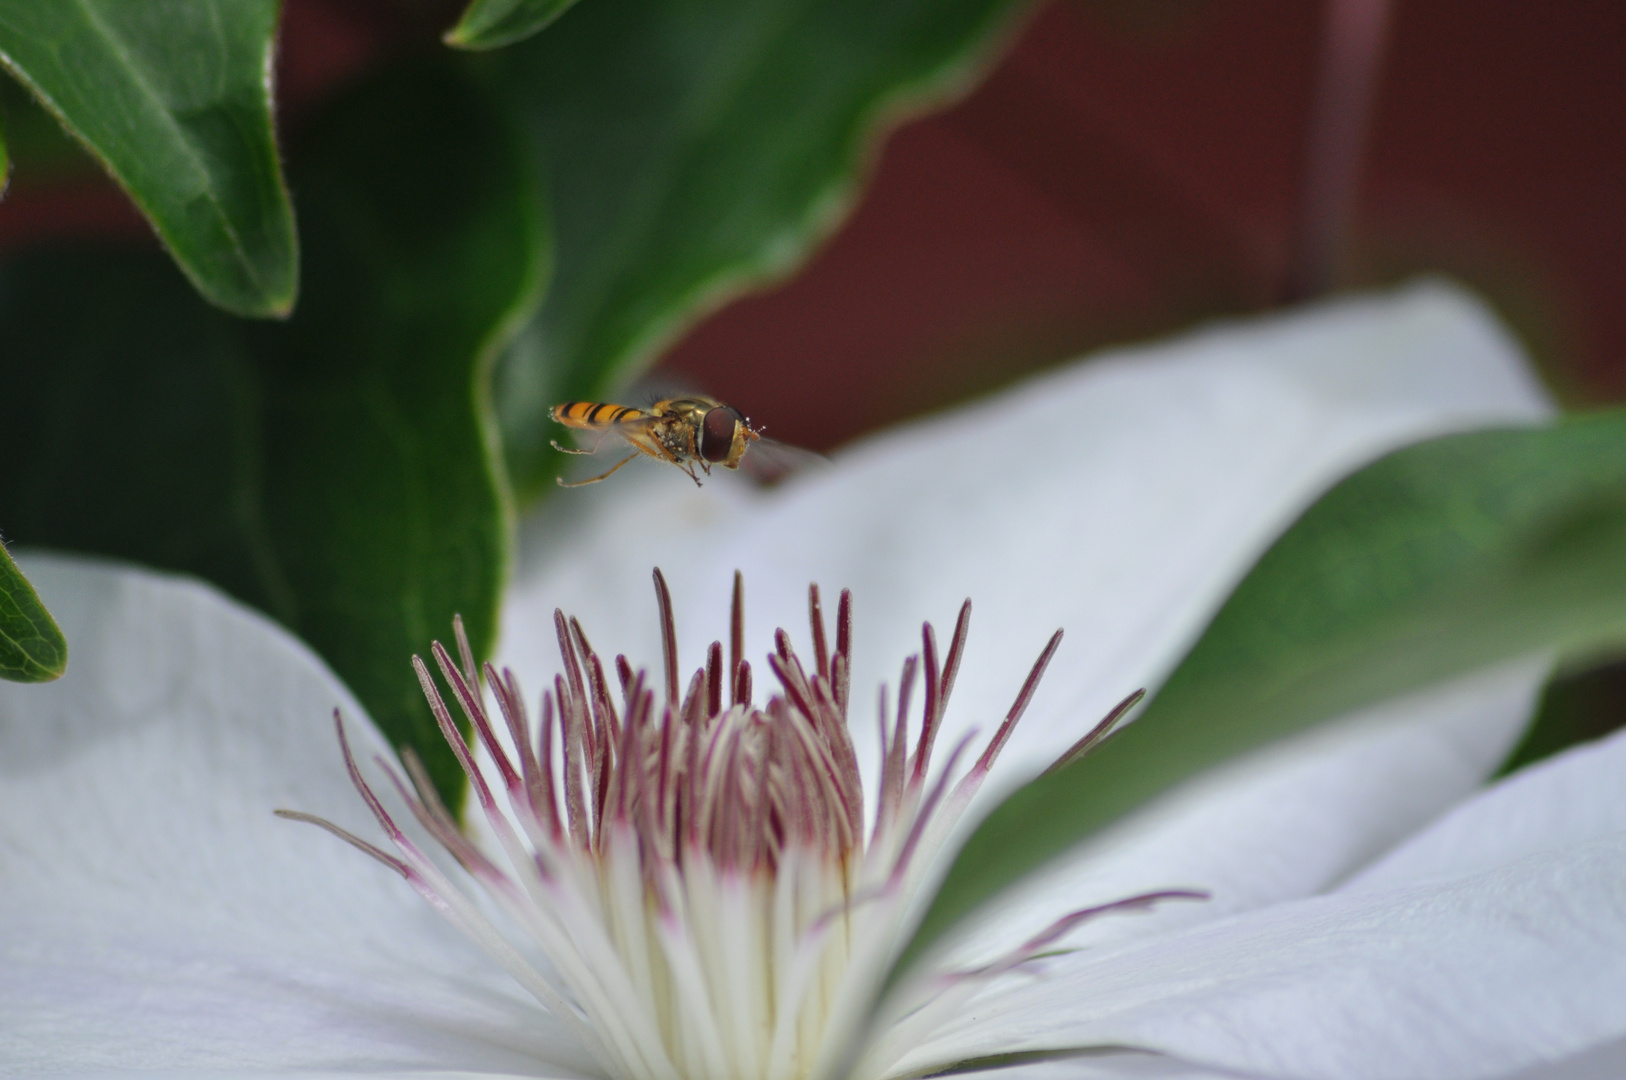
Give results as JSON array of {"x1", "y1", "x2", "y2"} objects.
[
  {"x1": 0, "y1": 555, "x2": 594, "y2": 1077},
  {"x1": 1344, "y1": 718, "x2": 1626, "y2": 891},
  {"x1": 895, "y1": 836, "x2": 1626, "y2": 1080},
  {"x1": 897, "y1": 717, "x2": 1626, "y2": 1080},
  {"x1": 939, "y1": 658, "x2": 1548, "y2": 964},
  {"x1": 957, "y1": 1051, "x2": 1265, "y2": 1080}
]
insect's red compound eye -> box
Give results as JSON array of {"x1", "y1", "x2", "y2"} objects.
[{"x1": 700, "y1": 407, "x2": 741, "y2": 463}]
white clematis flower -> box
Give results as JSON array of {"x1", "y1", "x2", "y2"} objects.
[{"x1": 4, "y1": 281, "x2": 1621, "y2": 1080}]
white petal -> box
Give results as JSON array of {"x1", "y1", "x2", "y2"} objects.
[
  {"x1": 1499, "y1": 1035, "x2": 1626, "y2": 1080},
  {"x1": 903, "y1": 670, "x2": 1626, "y2": 1080},
  {"x1": 7, "y1": 1072, "x2": 576, "y2": 1080},
  {"x1": 1344, "y1": 717, "x2": 1626, "y2": 892},
  {"x1": 952, "y1": 1050, "x2": 1264, "y2": 1080},
  {"x1": 896, "y1": 835, "x2": 1626, "y2": 1080},
  {"x1": 501, "y1": 281, "x2": 1551, "y2": 804},
  {"x1": 942, "y1": 658, "x2": 1547, "y2": 964},
  {"x1": 0, "y1": 555, "x2": 591, "y2": 1076}
]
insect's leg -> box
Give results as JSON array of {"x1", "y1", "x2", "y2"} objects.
[
  {"x1": 550, "y1": 429, "x2": 612, "y2": 456},
  {"x1": 556, "y1": 452, "x2": 639, "y2": 488},
  {"x1": 645, "y1": 436, "x2": 683, "y2": 465},
  {"x1": 637, "y1": 428, "x2": 698, "y2": 484}
]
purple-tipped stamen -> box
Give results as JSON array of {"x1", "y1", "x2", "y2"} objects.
[{"x1": 281, "y1": 571, "x2": 1201, "y2": 1080}]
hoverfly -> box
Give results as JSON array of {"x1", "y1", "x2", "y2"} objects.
[{"x1": 550, "y1": 396, "x2": 767, "y2": 487}]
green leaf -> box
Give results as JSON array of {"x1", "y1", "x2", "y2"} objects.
[
  {"x1": 0, "y1": 541, "x2": 66, "y2": 682},
  {"x1": 246, "y1": 66, "x2": 547, "y2": 802},
  {"x1": 0, "y1": 62, "x2": 547, "y2": 805},
  {"x1": 0, "y1": 105, "x2": 10, "y2": 198},
  {"x1": 491, "y1": 0, "x2": 1032, "y2": 498},
  {"x1": 446, "y1": 0, "x2": 582, "y2": 50},
  {"x1": 0, "y1": 1, "x2": 297, "y2": 317},
  {"x1": 903, "y1": 410, "x2": 1626, "y2": 969}
]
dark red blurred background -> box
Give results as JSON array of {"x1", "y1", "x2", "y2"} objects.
[
  {"x1": 660, "y1": 0, "x2": 1626, "y2": 450},
  {"x1": 4, "y1": 0, "x2": 1625, "y2": 453}
]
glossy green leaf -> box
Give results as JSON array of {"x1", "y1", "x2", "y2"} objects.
[
  {"x1": 491, "y1": 0, "x2": 1032, "y2": 498},
  {"x1": 446, "y1": 0, "x2": 582, "y2": 50},
  {"x1": 903, "y1": 410, "x2": 1626, "y2": 969},
  {"x1": 0, "y1": 63, "x2": 547, "y2": 805},
  {"x1": 0, "y1": 1, "x2": 297, "y2": 317},
  {"x1": 0, "y1": 541, "x2": 65, "y2": 682}
]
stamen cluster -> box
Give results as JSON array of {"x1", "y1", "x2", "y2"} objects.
[{"x1": 286, "y1": 570, "x2": 1196, "y2": 1080}]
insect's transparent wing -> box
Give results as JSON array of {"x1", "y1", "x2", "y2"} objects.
[
  {"x1": 738, "y1": 435, "x2": 829, "y2": 484},
  {"x1": 625, "y1": 372, "x2": 707, "y2": 409}
]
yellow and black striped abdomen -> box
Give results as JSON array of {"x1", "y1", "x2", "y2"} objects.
[{"x1": 551, "y1": 401, "x2": 647, "y2": 429}]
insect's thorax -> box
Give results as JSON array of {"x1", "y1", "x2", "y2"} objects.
[
  {"x1": 648, "y1": 417, "x2": 696, "y2": 462},
  {"x1": 654, "y1": 397, "x2": 716, "y2": 423},
  {"x1": 651, "y1": 398, "x2": 720, "y2": 462}
]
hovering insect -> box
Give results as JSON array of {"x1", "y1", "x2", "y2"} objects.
[{"x1": 550, "y1": 396, "x2": 769, "y2": 487}]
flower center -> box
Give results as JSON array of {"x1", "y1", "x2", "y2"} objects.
[{"x1": 282, "y1": 570, "x2": 1201, "y2": 1080}]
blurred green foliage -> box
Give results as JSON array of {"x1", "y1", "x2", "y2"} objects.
[{"x1": 448, "y1": 0, "x2": 584, "y2": 49}]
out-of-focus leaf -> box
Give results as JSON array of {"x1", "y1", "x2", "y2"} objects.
[
  {"x1": 0, "y1": 2, "x2": 297, "y2": 317},
  {"x1": 491, "y1": 0, "x2": 1033, "y2": 498},
  {"x1": 0, "y1": 250, "x2": 262, "y2": 593},
  {"x1": 903, "y1": 411, "x2": 1626, "y2": 968},
  {"x1": 0, "y1": 64, "x2": 547, "y2": 805},
  {"x1": 247, "y1": 67, "x2": 547, "y2": 802},
  {"x1": 446, "y1": 0, "x2": 582, "y2": 50},
  {"x1": 0, "y1": 542, "x2": 65, "y2": 682},
  {"x1": 0, "y1": 107, "x2": 10, "y2": 198}
]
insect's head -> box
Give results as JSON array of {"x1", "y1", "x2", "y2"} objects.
[{"x1": 700, "y1": 404, "x2": 758, "y2": 468}]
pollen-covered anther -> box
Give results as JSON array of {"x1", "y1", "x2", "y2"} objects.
[{"x1": 283, "y1": 570, "x2": 1202, "y2": 1080}]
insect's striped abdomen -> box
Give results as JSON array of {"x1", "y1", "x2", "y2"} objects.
[{"x1": 551, "y1": 401, "x2": 646, "y2": 428}]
